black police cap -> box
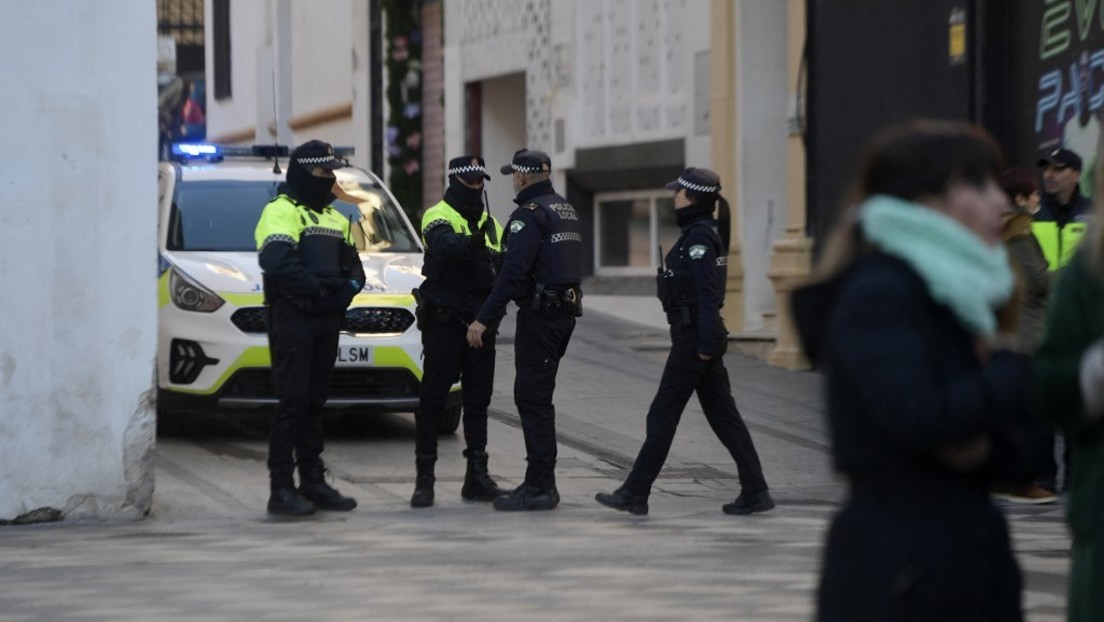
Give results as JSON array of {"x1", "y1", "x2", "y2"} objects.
[
  {"x1": 664, "y1": 167, "x2": 722, "y2": 194},
  {"x1": 291, "y1": 139, "x2": 346, "y2": 170},
  {"x1": 447, "y1": 155, "x2": 492, "y2": 182},
  {"x1": 500, "y1": 149, "x2": 551, "y2": 175}
]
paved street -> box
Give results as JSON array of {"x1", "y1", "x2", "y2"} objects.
[{"x1": 0, "y1": 305, "x2": 1072, "y2": 621}]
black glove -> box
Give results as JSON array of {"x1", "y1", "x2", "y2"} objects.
[
  {"x1": 469, "y1": 229, "x2": 486, "y2": 252},
  {"x1": 312, "y1": 280, "x2": 361, "y2": 314},
  {"x1": 337, "y1": 279, "x2": 361, "y2": 309},
  {"x1": 317, "y1": 276, "x2": 347, "y2": 293}
]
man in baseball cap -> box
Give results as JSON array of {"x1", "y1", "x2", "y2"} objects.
[
  {"x1": 1036, "y1": 147, "x2": 1082, "y2": 172},
  {"x1": 1035, "y1": 146, "x2": 1092, "y2": 272}
]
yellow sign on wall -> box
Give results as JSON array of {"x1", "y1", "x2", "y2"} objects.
[{"x1": 949, "y1": 7, "x2": 966, "y2": 65}]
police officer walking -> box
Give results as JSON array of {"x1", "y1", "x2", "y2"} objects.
[
  {"x1": 595, "y1": 168, "x2": 773, "y2": 516},
  {"x1": 410, "y1": 156, "x2": 508, "y2": 508},
  {"x1": 467, "y1": 149, "x2": 583, "y2": 511},
  {"x1": 254, "y1": 140, "x2": 364, "y2": 516}
]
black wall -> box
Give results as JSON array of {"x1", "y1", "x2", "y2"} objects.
[{"x1": 806, "y1": 0, "x2": 977, "y2": 241}]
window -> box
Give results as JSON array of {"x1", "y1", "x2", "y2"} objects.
[
  {"x1": 212, "y1": 0, "x2": 231, "y2": 99},
  {"x1": 594, "y1": 190, "x2": 679, "y2": 276},
  {"x1": 169, "y1": 180, "x2": 419, "y2": 253}
]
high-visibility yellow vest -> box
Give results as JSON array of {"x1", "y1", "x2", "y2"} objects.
[{"x1": 420, "y1": 200, "x2": 503, "y2": 251}]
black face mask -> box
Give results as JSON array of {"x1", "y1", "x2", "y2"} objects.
[
  {"x1": 445, "y1": 177, "x2": 485, "y2": 220},
  {"x1": 287, "y1": 163, "x2": 336, "y2": 210}
]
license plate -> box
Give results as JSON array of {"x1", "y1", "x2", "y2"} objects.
[{"x1": 335, "y1": 345, "x2": 373, "y2": 366}]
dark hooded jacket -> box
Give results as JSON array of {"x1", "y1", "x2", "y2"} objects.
[{"x1": 792, "y1": 248, "x2": 1047, "y2": 621}]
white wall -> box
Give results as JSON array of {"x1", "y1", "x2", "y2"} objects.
[
  {"x1": 0, "y1": 1, "x2": 157, "y2": 521},
  {"x1": 736, "y1": 0, "x2": 789, "y2": 330},
  {"x1": 481, "y1": 73, "x2": 528, "y2": 223},
  {"x1": 204, "y1": 0, "x2": 359, "y2": 154},
  {"x1": 446, "y1": 0, "x2": 712, "y2": 175}
]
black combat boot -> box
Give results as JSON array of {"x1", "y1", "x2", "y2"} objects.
[
  {"x1": 461, "y1": 449, "x2": 508, "y2": 501},
  {"x1": 298, "y1": 463, "x2": 357, "y2": 511},
  {"x1": 267, "y1": 487, "x2": 317, "y2": 517},
  {"x1": 722, "y1": 489, "x2": 775, "y2": 515},
  {"x1": 410, "y1": 453, "x2": 436, "y2": 508},
  {"x1": 493, "y1": 482, "x2": 559, "y2": 511},
  {"x1": 595, "y1": 487, "x2": 649, "y2": 515}
]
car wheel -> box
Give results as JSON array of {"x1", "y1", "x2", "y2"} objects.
[
  {"x1": 156, "y1": 389, "x2": 187, "y2": 437},
  {"x1": 439, "y1": 405, "x2": 462, "y2": 436}
]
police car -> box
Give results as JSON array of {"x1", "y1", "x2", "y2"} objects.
[{"x1": 157, "y1": 143, "x2": 460, "y2": 432}]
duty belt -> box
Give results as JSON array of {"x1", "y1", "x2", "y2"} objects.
[{"x1": 666, "y1": 306, "x2": 699, "y2": 325}]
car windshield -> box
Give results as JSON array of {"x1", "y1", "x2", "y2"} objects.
[{"x1": 167, "y1": 179, "x2": 420, "y2": 252}]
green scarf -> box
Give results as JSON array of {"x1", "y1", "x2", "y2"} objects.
[{"x1": 860, "y1": 194, "x2": 1014, "y2": 336}]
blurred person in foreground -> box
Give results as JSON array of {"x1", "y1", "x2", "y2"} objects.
[
  {"x1": 792, "y1": 120, "x2": 1049, "y2": 621},
  {"x1": 1034, "y1": 196, "x2": 1104, "y2": 621}
]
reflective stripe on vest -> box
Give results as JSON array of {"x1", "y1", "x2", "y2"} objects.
[{"x1": 420, "y1": 200, "x2": 503, "y2": 252}]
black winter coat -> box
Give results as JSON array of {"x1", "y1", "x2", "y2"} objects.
[{"x1": 792, "y1": 253, "x2": 1046, "y2": 621}]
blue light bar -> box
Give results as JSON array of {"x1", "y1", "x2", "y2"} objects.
[{"x1": 172, "y1": 143, "x2": 221, "y2": 158}]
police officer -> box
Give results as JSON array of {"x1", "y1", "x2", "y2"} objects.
[
  {"x1": 467, "y1": 149, "x2": 583, "y2": 511},
  {"x1": 595, "y1": 168, "x2": 772, "y2": 516},
  {"x1": 1035, "y1": 148, "x2": 1093, "y2": 272},
  {"x1": 1035, "y1": 147, "x2": 1093, "y2": 493},
  {"x1": 254, "y1": 140, "x2": 364, "y2": 516},
  {"x1": 410, "y1": 156, "x2": 508, "y2": 508}
]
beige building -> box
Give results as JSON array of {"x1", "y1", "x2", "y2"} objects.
[{"x1": 434, "y1": 0, "x2": 810, "y2": 365}]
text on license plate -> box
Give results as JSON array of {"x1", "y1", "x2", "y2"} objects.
[{"x1": 336, "y1": 345, "x2": 373, "y2": 365}]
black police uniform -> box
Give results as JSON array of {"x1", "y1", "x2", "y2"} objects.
[
  {"x1": 255, "y1": 140, "x2": 365, "y2": 516},
  {"x1": 596, "y1": 168, "x2": 771, "y2": 516},
  {"x1": 477, "y1": 150, "x2": 583, "y2": 511},
  {"x1": 410, "y1": 156, "x2": 506, "y2": 508}
]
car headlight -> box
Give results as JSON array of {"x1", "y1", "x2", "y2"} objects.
[{"x1": 169, "y1": 266, "x2": 225, "y2": 312}]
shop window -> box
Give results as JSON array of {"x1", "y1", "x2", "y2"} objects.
[{"x1": 594, "y1": 190, "x2": 678, "y2": 276}]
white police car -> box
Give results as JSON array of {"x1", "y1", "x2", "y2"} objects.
[{"x1": 157, "y1": 144, "x2": 460, "y2": 432}]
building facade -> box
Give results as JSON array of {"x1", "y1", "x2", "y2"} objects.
[{"x1": 440, "y1": 0, "x2": 793, "y2": 336}]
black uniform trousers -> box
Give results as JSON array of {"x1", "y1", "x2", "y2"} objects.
[
  {"x1": 266, "y1": 300, "x2": 343, "y2": 489},
  {"x1": 622, "y1": 319, "x2": 767, "y2": 496},
  {"x1": 514, "y1": 306, "x2": 576, "y2": 489},
  {"x1": 416, "y1": 311, "x2": 496, "y2": 456}
]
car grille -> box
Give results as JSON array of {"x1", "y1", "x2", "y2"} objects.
[
  {"x1": 230, "y1": 306, "x2": 415, "y2": 335},
  {"x1": 219, "y1": 368, "x2": 420, "y2": 400},
  {"x1": 344, "y1": 307, "x2": 415, "y2": 334}
]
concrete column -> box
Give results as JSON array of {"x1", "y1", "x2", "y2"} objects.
[
  {"x1": 257, "y1": 0, "x2": 293, "y2": 146},
  {"x1": 766, "y1": 0, "x2": 813, "y2": 370},
  {"x1": 710, "y1": 0, "x2": 745, "y2": 332}
]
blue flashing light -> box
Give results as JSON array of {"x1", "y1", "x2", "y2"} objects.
[{"x1": 172, "y1": 143, "x2": 221, "y2": 158}]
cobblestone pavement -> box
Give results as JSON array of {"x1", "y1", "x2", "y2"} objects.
[{"x1": 0, "y1": 308, "x2": 1072, "y2": 621}]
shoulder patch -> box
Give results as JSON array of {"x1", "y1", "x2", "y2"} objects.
[
  {"x1": 522, "y1": 202, "x2": 539, "y2": 211},
  {"x1": 509, "y1": 220, "x2": 526, "y2": 234},
  {"x1": 688, "y1": 244, "x2": 708, "y2": 260}
]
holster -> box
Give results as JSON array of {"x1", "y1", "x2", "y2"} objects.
[
  {"x1": 656, "y1": 273, "x2": 673, "y2": 312},
  {"x1": 535, "y1": 286, "x2": 582, "y2": 318},
  {"x1": 412, "y1": 288, "x2": 434, "y2": 331}
]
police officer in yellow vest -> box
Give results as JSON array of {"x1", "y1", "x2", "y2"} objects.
[
  {"x1": 254, "y1": 140, "x2": 365, "y2": 516},
  {"x1": 1035, "y1": 148, "x2": 1092, "y2": 272},
  {"x1": 410, "y1": 156, "x2": 507, "y2": 508}
]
